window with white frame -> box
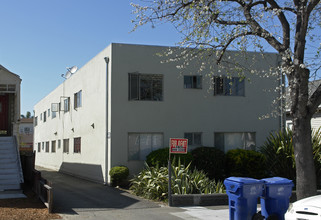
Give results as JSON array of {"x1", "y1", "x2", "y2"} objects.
[
  {"x1": 37, "y1": 143, "x2": 41, "y2": 152},
  {"x1": 35, "y1": 117, "x2": 38, "y2": 126},
  {"x1": 64, "y1": 98, "x2": 70, "y2": 112},
  {"x1": 58, "y1": 139, "x2": 61, "y2": 149},
  {"x1": 63, "y1": 139, "x2": 69, "y2": 153},
  {"x1": 214, "y1": 76, "x2": 245, "y2": 96},
  {"x1": 128, "y1": 133, "x2": 163, "y2": 160},
  {"x1": 74, "y1": 137, "x2": 81, "y2": 153},
  {"x1": 184, "y1": 132, "x2": 202, "y2": 146},
  {"x1": 74, "y1": 90, "x2": 82, "y2": 109},
  {"x1": 43, "y1": 111, "x2": 46, "y2": 122},
  {"x1": 214, "y1": 132, "x2": 256, "y2": 152},
  {"x1": 129, "y1": 73, "x2": 163, "y2": 101},
  {"x1": 51, "y1": 140, "x2": 56, "y2": 153},
  {"x1": 52, "y1": 110, "x2": 56, "y2": 119},
  {"x1": 184, "y1": 76, "x2": 202, "y2": 89},
  {"x1": 48, "y1": 109, "x2": 50, "y2": 117},
  {"x1": 45, "y1": 141, "x2": 49, "y2": 152}
]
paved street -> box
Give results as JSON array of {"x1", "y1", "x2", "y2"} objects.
[{"x1": 38, "y1": 167, "x2": 229, "y2": 220}]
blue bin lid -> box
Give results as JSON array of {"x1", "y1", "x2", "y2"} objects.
[
  {"x1": 225, "y1": 177, "x2": 263, "y2": 185},
  {"x1": 261, "y1": 177, "x2": 294, "y2": 185}
]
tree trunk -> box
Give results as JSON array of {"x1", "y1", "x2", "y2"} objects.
[{"x1": 292, "y1": 109, "x2": 317, "y2": 199}]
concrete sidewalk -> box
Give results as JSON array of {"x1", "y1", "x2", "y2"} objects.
[{"x1": 38, "y1": 167, "x2": 229, "y2": 219}]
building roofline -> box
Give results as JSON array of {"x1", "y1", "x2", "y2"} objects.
[{"x1": 0, "y1": 64, "x2": 22, "y2": 81}]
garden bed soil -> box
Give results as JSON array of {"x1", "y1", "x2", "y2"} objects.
[{"x1": 0, "y1": 190, "x2": 61, "y2": 220}]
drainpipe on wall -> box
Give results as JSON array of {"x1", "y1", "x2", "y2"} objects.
[{"x1": 104, "y1": 57, "x2": 110, "y2": 185}]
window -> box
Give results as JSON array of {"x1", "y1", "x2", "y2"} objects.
[
  {"x1": 214, "y1": 76, "x2": 245, "y2": 96},
  {"x1": 184, "y1": 132, "x2": 202, "y2": 146},
  {"x1": 45, "y1": 141, "x2": 49, "y2": 152},
  {"x1": 74, "y1": 137, "x2": 81, "y2": 153},
  {"x1": 35, "y1": 117, "x2": 38, "y2": 126},
  {"x1": 74, "y1": 90, "x2": 82, "y2": 109},
  {"x1": 128, "y1": 133, "x2": 163, "y2": 160},
  {"x1": 184, "y1": 76, "x2": 202, "y2": 89},
  {"x1": 42, "y1": 142, "x2": 44, "y2": 150},
  {"x1": 48, "y1": 109, "x2": 50, "y2": 117},
  {"x1": 58, "y1": 140, "x2": 61, "y2": 149},
  {"x1": 40, "y1": 113, "x2": 42, "y2": 121},
  {"x1": 43, "y1": 111, "x2": 47, "y2": 122},
  {"x1": 64, "y1": 98, "x2": 70, "y2": 112},
  {"x1": 129, "y1": 73, "x2": 163, "y2": 101},
  {"x1": 63, "y1": 139, "x2": 69, "y2": 153},
  {"x1": 0, "y1": 84, "x2": 16, "y2": 92},
  {"x1": 214, "y1": 132, "x2": 256, "y2": 152},
  {"x1": 52, "y1": 111, "x2": 56, "y2": 119},
  {"x1": 51, "y1": 140, "x2": 56, "y2": 153},
  {"x1": 37, "y1": 143, "x2": 41, "y2": 152}
]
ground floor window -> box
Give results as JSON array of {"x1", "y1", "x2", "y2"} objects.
[
  {"x1": 214, "y1": 132, "x2": 256, "y2": 152},
  {"x1": 184, "y1": 132, "x2": 202, "y2": 146},
  {"x1": 63, "y1": 139, "x2": 69, "y2": 153},
  {"x1": 45, "y1": 141, "x2": 49, "y2": 152},
  {"x1": 128, "y1": 133, "x2": 163, "y2": 161},
  {"x1": 74, "y1": 137, "x2": 81, "y2": 153},
  {"x1": 51, "y1": 140, "x2": 56, "y2": 153}
]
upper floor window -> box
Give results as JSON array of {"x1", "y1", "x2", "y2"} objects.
[
  {"x1": 43, "y1": 111, "x2": 47, "y2": 122},
  {"x1": 34, "y1": 116, "x2": 38, "y2": 126},
  {"x1": 74, "y1": 90, "x2": 82, "y2": 109},
  {"x1": 129, "y1": 73, "x2": 163, "y2": 101},
  {"x1": 184, "y1": 76, "x2": 202, "y2": 89},
  {"x1": 48, "y1": 109, "x2": 50, "y2": 117},
  {"x1": 64, "y1": 98, "x2": 70, "y2": 112},
  {"x1": 214, "y1": 76, "x2": 245, "y2": 96}
]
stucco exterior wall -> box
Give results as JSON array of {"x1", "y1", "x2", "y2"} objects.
[
  {"x1": 34, "y1": 46, "x2": 111, "y2": 183},
  {"x1": 34, "y1": 43, "x2": 281, "y2": 183},
  {"x1": 109, "y1": 44, "x2": 281, "y2": 175}
]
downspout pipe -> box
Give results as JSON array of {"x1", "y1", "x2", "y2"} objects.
[{"x1": 104, "y1": 57, "x2": 110, "y2": 185}]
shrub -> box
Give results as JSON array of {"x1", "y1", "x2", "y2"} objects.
[
  {"x1": 191, "y1": 147, "x2": 225, "y2": 181},
  {"x1": 130, "y1": 161, "x2": 225, "y2": 201},
  {"x1": 109, "y1": 166, "x2": 129, "y2": 186},
  {"x1": 225, "y1": 149, "x2": 266, "y2": 179},
  {"x1": 259, "y1": 128, "x2": 321, "y2": 187},
  {"x1": 146, "y1": 148, "x2": 193, "y2": 167},
  {"x1": 260, "y1": 129, "x2": 296, "y2": 181}
]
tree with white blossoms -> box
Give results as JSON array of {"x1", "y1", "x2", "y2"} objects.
[{"x1": 131, "y1": 0, "x2": 321, "y2": 199}]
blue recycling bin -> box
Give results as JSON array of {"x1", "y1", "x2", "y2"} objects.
[
  {"x1": 224, "y1": 177, "x2": 264, "y2": 220},
  {"x1": 260, "y1": 177, "x2": 294, "y2": 220}
]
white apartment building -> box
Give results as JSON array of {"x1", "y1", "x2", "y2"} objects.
[{"x1": 34, "y1": 43, "x2": 281, "y2": 184}]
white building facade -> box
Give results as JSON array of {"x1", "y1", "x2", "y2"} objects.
[{"x1": 34, "y1": 43, "x2": 282, "y2": 184}]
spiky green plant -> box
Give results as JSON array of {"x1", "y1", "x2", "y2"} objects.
[
  {"x1": 260, "y1": 128, "x2": 321, "y2": 187},
  {"x1": 260, "y1": 129, "x2": 296, "y2": 181},
  {"x1": 130, "y1": 160, "x2": 225, "y2": 201}
]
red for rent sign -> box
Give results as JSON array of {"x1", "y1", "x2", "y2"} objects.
[{"x1": 170, "y1": 138, "x2": 188, "y2": 154}]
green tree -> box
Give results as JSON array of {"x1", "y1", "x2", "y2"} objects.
[
  {"x1": 21, "y1": 111, "x2": 32, "y2": 118},
  {"x1": 132, "y1": 0, "x2": 321, "y2": 199}
]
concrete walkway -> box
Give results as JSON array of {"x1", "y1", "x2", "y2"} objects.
[{"x1": 38, "y1": 167, "x2": 229, "y2": 220}]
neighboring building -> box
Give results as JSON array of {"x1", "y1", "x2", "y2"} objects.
[
  {"x1": 18, "y1": 118, "x2": 34, "y2": 151},
  {"x1": 0, "y1": 65, "x2": 21, "y2": 136},
  {"x1": 286, "y1": 79, "x2": 321, "y2": 130},
  {"x1": 0, "y1": 65, "x2": 24, "y2": 193},
  {"x1": 34, "y1": 43, "x2": 282, "y2": 184}
]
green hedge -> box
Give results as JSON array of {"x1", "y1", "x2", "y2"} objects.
[
  {"x1": 191, "y1": 147, "x2": 225, "y2": 181},
  {"x1": 109, "y1": 166, "x2": 129, "y2": 186},
  {"x1": 225, "y1": 149, "x2": 266, "y2": 179},
  {"x1": 146, "y1": 148, "x2": 193, "y2": 167}
]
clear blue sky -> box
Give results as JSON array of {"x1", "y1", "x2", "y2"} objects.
[{"x1": 0, "y1": 0, "x2": 181, "y2": 115}]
